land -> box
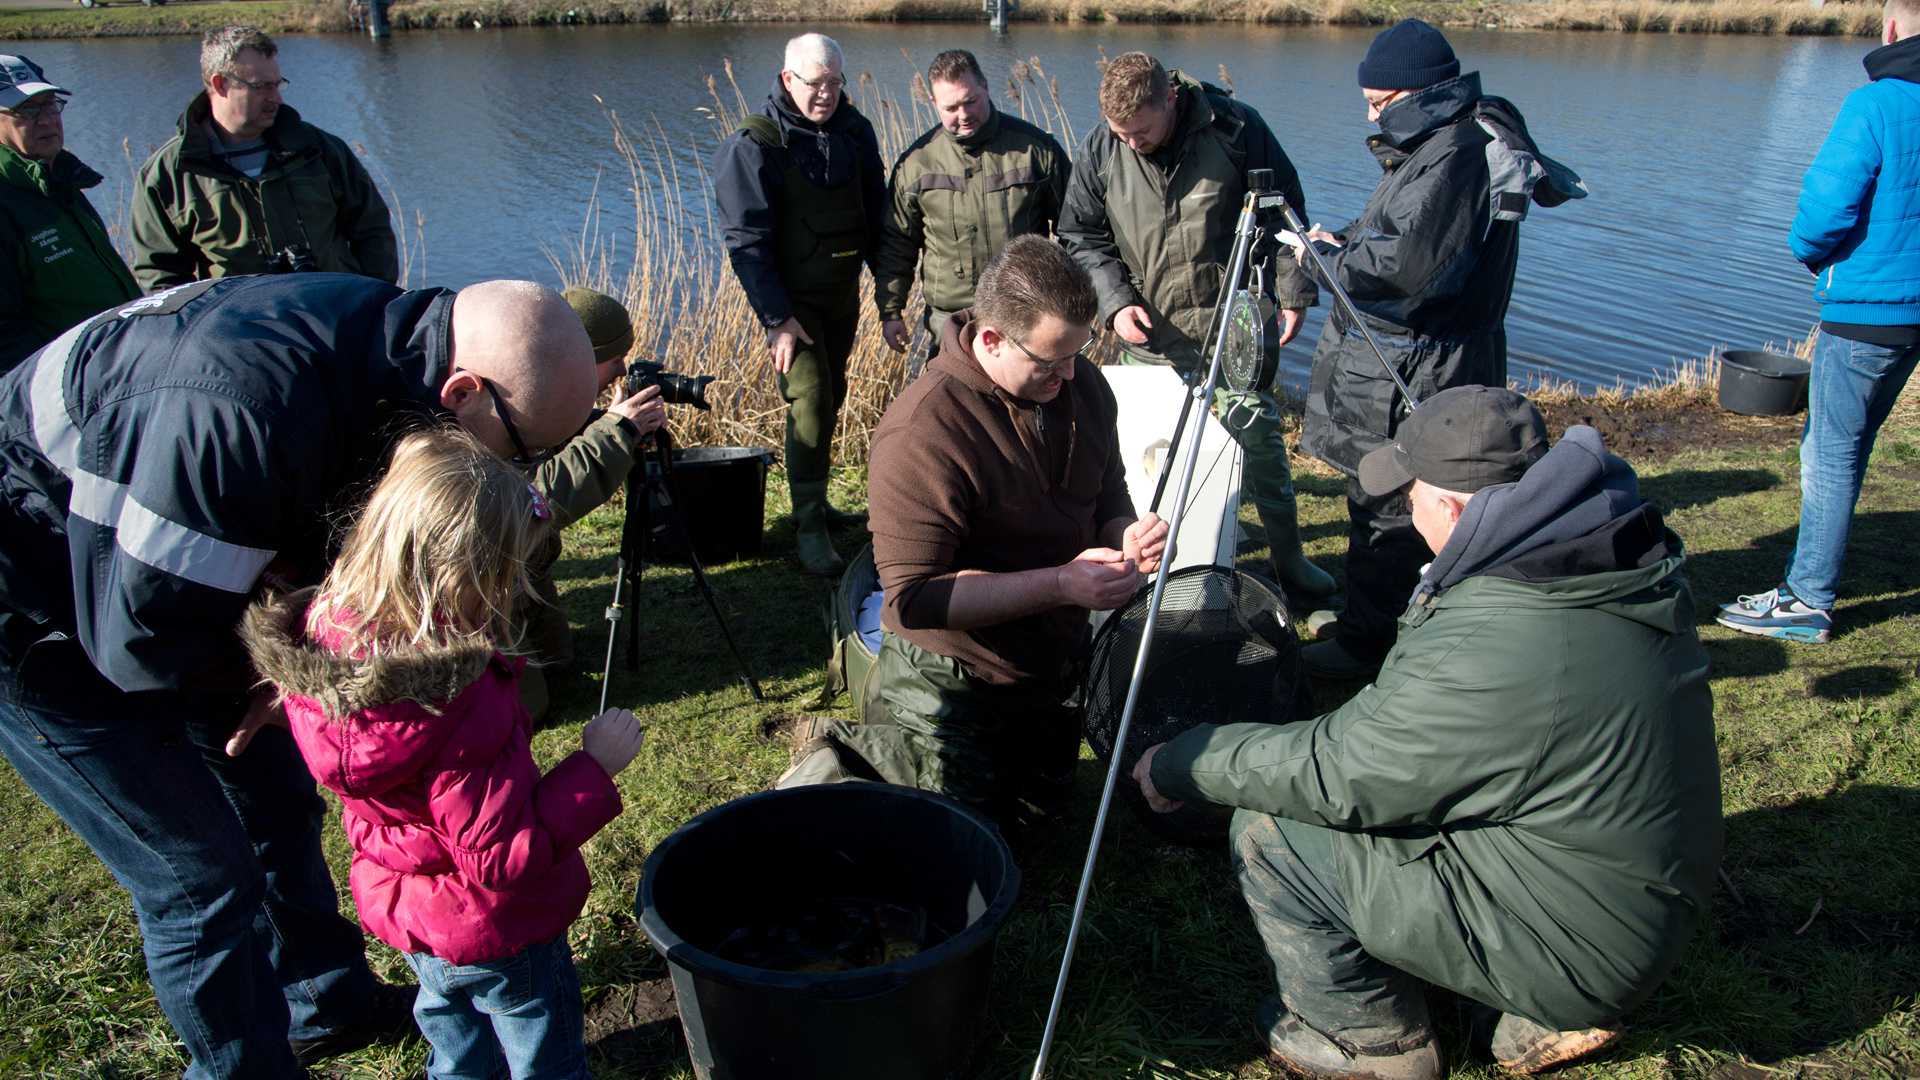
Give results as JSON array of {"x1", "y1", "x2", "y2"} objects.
[
  {"x1": 0, "y1": 0, "x2": 352, "y2": 39},
  {"x1": 0, "y1": 0, "x2": 1889, "y2": 40},
  {"x1": 1, "y1": 374, "x2": 1914, "y2": 1079}
]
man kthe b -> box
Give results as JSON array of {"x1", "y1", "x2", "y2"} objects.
[{"x1": 1717, "y1": 0, "x2": 1920, "y2": 644}]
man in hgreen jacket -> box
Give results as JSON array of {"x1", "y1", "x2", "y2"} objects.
[
  {"x1": 1058, "y1": 52, "x2": 1333, "y2": 606},
  {"x1": 0, "y1": 55, "x2": 139, "y2": 373},
  {"x1": 875, "y1": 49, "x2": 1069, "y2": 353},
  {"x1": 131, "y1": 26, "x2": 397, "y2": 291},
  {"x1": 1139, "y1": 387, "x2": 1722, "y2": 1080}
]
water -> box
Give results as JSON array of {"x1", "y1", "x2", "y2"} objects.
[
  {"x1": 31, "y1": 24, "x2": 1870, "y2": 389},
  {"x1": 710, "y1": 897, "x2": 946, "y2": 972}
]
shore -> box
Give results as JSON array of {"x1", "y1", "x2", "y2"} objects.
[{"x1": 0, "y1": 0, "x2": 1886, "y2": 40}]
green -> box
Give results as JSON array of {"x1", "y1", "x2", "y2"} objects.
[{"x1": 1153, "y1": 552, "x2": 1724, "y2": 1028}]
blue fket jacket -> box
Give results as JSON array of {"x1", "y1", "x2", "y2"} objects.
[
  {"x1": 1791, "y1": 34, "x2": 1920, "y2": 325},
  {"x1": 0, "y1": 274, "x2": 455, "y2": 715}
]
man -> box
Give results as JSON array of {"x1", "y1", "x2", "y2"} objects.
[
  {"x1": 0, "y1": 275, "x2": 598, "y2": 1079},
  {"x1": 782, "y1": 237, "x2": 1166, "y2": 827},
  {"x1": 515, "y1": 286, "x2": 667, "y2": 719},
  {"x1": 1058, "y1": 52, "x2": 1334, "y2": 608},
  {"x1": 1294, "y1": 19, "x2": 1583, "y2": 679},
  {"x1": 1718, "y1": 0, "x2": 1920, "y2": 644},
  {"x1": 875, "y1": 49, "x2": 1070, "y2": 354},
  {"x1": 131, "y1": 24, "x2": 397, "y2": 290},
  {"x1": 711, "y1": 31, "x2": 885, "y2": 576},
  {"x1": 0, "y1": 55, "x2": 139, "y2": 373},
  {"x1": 1138, "y1": 387, "x2": 1721, "y2": 1080}
]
